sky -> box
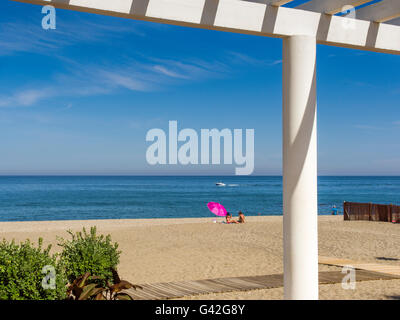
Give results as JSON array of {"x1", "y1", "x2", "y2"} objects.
[{"x1": 0, "y1": 0, "x2": 399, "y2": 176}]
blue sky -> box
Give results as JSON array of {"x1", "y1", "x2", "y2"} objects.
[{"x1": 0, "y1": 0, "x2": 399, "y2": 175}]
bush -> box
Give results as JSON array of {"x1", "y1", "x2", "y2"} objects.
[
  {"x1": 0, "y1": 238, "x2": 67, "y2": 300},
  {"x1": 58, "y1": 227, "x2": 121, "y2": 286}
]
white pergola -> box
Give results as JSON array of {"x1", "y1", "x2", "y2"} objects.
[{"x1": 12, "y1": 0, "x2": 400, "y2": 300}]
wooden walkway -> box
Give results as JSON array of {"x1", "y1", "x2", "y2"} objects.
[
  {"x1": 123, "y1": 269, "x2": 399, "y2": 300},
  {"x1": 319, "y1": 256, "x2": 400, "y2": 277}
]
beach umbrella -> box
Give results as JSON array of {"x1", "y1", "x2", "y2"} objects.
[{"x1": 207, "y1": 202, "x2": 227, "y2": 217}]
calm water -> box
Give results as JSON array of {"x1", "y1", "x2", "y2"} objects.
[{"x1": 0, "y1": 176, "x2": 399, "y2": 222}]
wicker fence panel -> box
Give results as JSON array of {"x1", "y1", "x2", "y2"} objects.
[
  {"x1": 344, "y1": 202, "x2": 399, "y2": 222},
  {"x1": 392, "y1": 205, "x2": 400, "y2": 223},
  {"x1": 371, "y1": 204, "x2": 391, "y2": 222},
  {"x1": 343, "y1": 202, "x2": 370, "y2": 221}
]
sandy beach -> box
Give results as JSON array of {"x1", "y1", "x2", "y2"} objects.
[{"x1": 1, "y1": 215, "x2": 400, "y2": 300}]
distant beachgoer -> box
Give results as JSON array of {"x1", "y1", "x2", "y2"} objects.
[
  {"x1": 226, "y1": 212, "x2": 238, "y2": 224},
  {"x1": 238, "y1": 211, "x2": 246, "y2": 223},
  {"x1": 332, "y1": 205, "x2": 338, "y2": 215}
]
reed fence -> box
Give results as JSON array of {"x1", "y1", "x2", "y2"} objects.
[{"x1": 343, "y1": 201, "x2": 400, "y2": 222}]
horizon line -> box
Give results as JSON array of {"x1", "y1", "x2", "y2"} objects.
[{"x1": 0, "y1": 174, "x2": 399, "y2": 177}]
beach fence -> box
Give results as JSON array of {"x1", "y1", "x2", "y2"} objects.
[{"x1": 343, "y1": 202, "x2": 400, "y2": 223}]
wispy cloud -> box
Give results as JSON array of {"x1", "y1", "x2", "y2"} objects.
[
  {"x1": 0, "y1": 15, "x2": 145, "y2": 56},
  {"x1": 129, "y1": 117, "x2": 165, "y2": 130},
  {"x1": 0, "y1": 54, "x2": 230, "y2": 107},
  {"x1": 153, "y1": 65, "x2": 188, "y2": 79},
  {"x1": 226, "y1": 51, "x2": 282, "y2": 67},
  {"x1": 354, "y1": 122, "x2": 400, "y2": 130},
  {"x1": 63, "y1": 103, "x2": 73, "y2": 110},
  {"x1": 0, "y1": 11, "x2": 281, "y2": 109},
  {"x1": 345, "y1": 80, "x2": 376, "y2": 88},
  {"x1": 0, "y1": 46, "x2": 282, "y2": 107},
  {"x1": 99, "y1": 71, "x2": 152, "y2": 92},
  {"x1": 148, "y1": 57, "x2": 227, "y2": 81},
  {"x1": 0, "y1": 88, "x2": 55, "y2": 107},
  {"x1": 375, "y1": 158, "x2": 400, "y2": 166},
  {"x1": 354, "y1": 124, "x2": 384, "y2": 130}
]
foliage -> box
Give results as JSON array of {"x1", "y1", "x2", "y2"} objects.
[
  {"x1": 58, "y1": 227, "x2": 121, "y2": 286},
  {"x1": 0, "y1": 238, "x2": 67, "y2": 300},
  {"x1": 67, "y1": 269, "x2": 141, "y2": 300}
]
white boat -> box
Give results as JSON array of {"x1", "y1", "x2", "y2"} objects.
[{"x1": 215, "y1": 182, "x2": 226, "y2": 186}]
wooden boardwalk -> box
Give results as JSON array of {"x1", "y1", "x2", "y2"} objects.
[
  {"x1": 319, "y1": 256, "x2": 400, "y2": 277},
  {"x1": 124, "y1": 269, "x2": 399, "y2": 300}
]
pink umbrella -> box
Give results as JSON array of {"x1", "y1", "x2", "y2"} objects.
[{"x1": 207, "y1": 202, "x2": 227, "y2": 217}]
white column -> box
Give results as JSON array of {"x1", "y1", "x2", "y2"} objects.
[{"x1": 282, "y1": 35, "x2": 319, "y2": 300}]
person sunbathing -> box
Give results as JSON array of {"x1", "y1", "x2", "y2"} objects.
[
  {"x1": 226, "y1": 213, "x2": 238, "y2": 224},
  {"x1": 238, "y1": 211, "x2": 245, "y2": 223}
]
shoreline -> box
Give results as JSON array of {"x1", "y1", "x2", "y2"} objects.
[
  {"x1": 0, "y1": 216, "x2": 281, "y2": 234},
  {"x1": 0, "y1": 214, "x2": 343, "y2": 233},
  {"x1": 0, "y1": 215, "x2": 336, "y2": 233}
]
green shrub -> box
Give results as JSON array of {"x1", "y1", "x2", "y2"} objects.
[
  {"x1": 58, "y1": 227, "x2": 121, "y2": 286},
  {"x1": 0, "y1": 238, "x2": 67, "y2": 300}
]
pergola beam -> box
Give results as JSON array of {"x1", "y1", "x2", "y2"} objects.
[
  {"x1": 244, "y1": 0, "x2": 295, "y2": 6},
  {"x1": 297, "y1": 0, "x2": 371, "y2": 15},
  {"x1": 11, "y1": 0, "x2": 400, "y2": 55},
  {"x1": 356, "y1": 0, "x2": 400, "y2": 23},
  {"x1": 391, "y1": 17, "x2": 400, "y2": 26},
  {"x1": 271, "y1": 0, "x2": 294, "y2": 6}
]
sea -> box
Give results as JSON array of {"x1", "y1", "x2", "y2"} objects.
[{"x1": 0, "y1": 176, "x2": 399, "y2": 222}]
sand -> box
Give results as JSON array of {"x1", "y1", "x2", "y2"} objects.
[{"x1": 1, "y1": 215, "x2": 400, "y2": 300}]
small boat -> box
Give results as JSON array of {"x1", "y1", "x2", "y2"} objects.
[{"x1": 216, "y1": 182, "x2": 226, "y2": 186}]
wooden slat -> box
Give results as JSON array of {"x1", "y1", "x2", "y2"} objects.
[
  {"x1": 175, "y1": 280, "x2": 215, "y2": 294},
  {"x1": 297, "y1": 0, "x2": 371, "y2": 15},
  {"x1": 127, "y1": 287, "x2": 161, "y2": 300},
  {"x1": 123, "y1": 265, "x2": 400, "y2": 300},
  {"x1": 151, "y1": 283, "x2": 190, "y2": 297},
  {"x1": 356, "y1": 0, "x2": 400, "y2": 23},
  {"x1": 196, "y1": 279, "x2": 237, "y2": 292},
  {"x1": 146, "y1": 283, "x2": 179, "y2": 297},
  {"x1": 139, "y1": 285, "x2": 173, "y2": 298},
  {"x1": 165, "y1": 282, "x2": 202, "y2": 296},
  {"x1": 319, "y1": 256, "x2": 400, "y2": 276}
]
